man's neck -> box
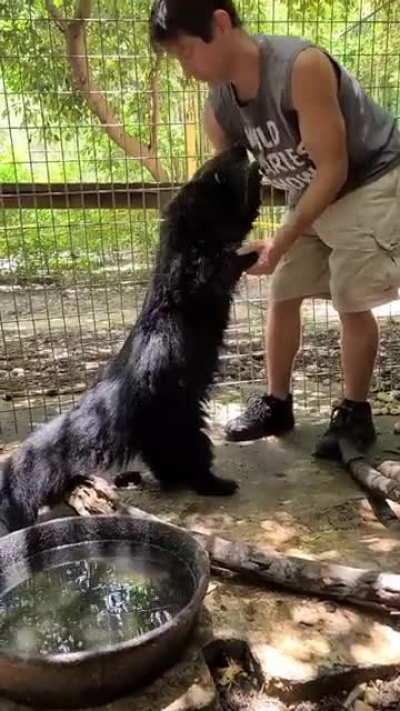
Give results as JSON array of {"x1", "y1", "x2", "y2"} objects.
[{"x1": 229, "y1": 33, "x2": 263, "y2": 104}]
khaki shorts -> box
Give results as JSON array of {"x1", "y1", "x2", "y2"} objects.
[{"x1": 271, "y1": 165, "x2": 400, "y2": 312}]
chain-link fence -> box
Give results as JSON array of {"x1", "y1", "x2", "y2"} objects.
[{"x1": 1, "y1": 0, "x2": 400, "y2": 441}]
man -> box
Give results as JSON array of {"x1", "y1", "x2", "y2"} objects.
[{"x1": 149, "y1": 0, "x2": 400, "y2": 459}]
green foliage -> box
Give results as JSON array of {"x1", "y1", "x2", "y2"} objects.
[{"x1": 0, "y1": 204, "x2": 160, "y2": 282}]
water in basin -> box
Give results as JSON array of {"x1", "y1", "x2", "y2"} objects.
[{"x1": 0, "y1": 540, "x2": 194, "y2": 656}]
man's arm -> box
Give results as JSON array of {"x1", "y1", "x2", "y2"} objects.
[
  {"x1": 284, "y1": 48, "x2": 348, "y2": 242},
  {"x1": 203, "y1": 101, "x2": 232, "y2": 153},
  {"x1": 246, "y1": 48, "x2": 349, "y2": 274}
]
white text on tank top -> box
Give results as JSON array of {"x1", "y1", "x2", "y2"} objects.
[{"x1": 242, "y1": 117, "x2": 317, "y2": 192}]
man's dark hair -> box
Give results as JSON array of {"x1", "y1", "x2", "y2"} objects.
[{"x1": 150, "y1": 0, "x2": 242, "y2": 48}]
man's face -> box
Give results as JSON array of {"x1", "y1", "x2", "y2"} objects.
[{"x1": 164, "y1": 33, "x2": 231, "y2": 83}]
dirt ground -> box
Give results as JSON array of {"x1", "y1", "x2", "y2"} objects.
[
  {"x1": 3, "y1": 415, "x2": 400, "y2": 709},
  {"x1": 2, "y1": 276, "x2": 400, "y2": 441}
]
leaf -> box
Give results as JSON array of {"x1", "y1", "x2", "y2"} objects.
[{"x1": 218, "y1": 659, "x2": 246, "y2": 688}]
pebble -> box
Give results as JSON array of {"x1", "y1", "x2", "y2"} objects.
[
  {"x1": 344, "y1": 683, "x2": 366, "y2": 708},
  {"x1": 376, "y1": 391, "x2": 394, "y2": 403},
  {"x1": 45, "y1": 388, "x2": 58, "y2": 397},
  {"x1": 354, "y1": 701, "x2": 374, "y2": 711},
  {"x1": 364, "y1": 688, "x2": 380, "y2": 706},
  {"x1": 394, "y1": 421, "x2": 400, "y2": 434}
]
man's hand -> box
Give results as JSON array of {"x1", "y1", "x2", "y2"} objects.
[
  {"x1": 237, "y1": 224, "x2": 299, "y2": 276},
  {"x1": 237, "y1": 240, "x2": 281, "y2": 276},
  {"x1": 238, "y1": 239, "x2": 282, "y2": 276}
]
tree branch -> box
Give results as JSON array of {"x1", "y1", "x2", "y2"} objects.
[
  {"x1": 76, "y1": 0, "x2": 92, "y2": 21},
  {"x1": 148, "y1": 54, "x2": 162, "y2": 154},
  {"x1": 45, "y1": 0, "x2": 68, "y2": 33},
  {"x1": 46, "y1": 1, "x2": 168, "y2": 182}
]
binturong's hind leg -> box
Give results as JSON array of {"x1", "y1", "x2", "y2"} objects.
[
  {"x1": 186, "y1": 429, "x2": 238, "y2": 495},
  {"x1": 0, "y1": 458, "x2": 38, "y2": 535},
  {"x1": 139, "y1": 420, "x2": 238, "y2": 496}
]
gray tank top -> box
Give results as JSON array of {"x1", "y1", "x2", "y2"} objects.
[{"x1": 209, "y1": 35, "x2": 400, "y2": 205}]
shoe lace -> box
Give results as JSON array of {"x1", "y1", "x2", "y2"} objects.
[
  {"x1": 329, "y1": 402, "x2": 353, "y2": 430},
  {"x1": 246, "y1": 393, "x2": 266, "y2": 407},
  {"x1": 245, "y1": 393, "x2": 271, "y2": 417}
]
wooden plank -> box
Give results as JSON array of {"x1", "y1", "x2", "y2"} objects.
[
  {"x1": 0, "y1": 183, "x2": 179, "y2": 210},
  {"x1": 0, "y1": 183, "x2": 286, "y2": 210}
]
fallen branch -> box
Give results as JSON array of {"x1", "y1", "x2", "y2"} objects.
[
  {"x1": 348, "y1": 459, "x2": 400, "y2": 501},
  {"x1": 365, "y1": 493, "x2": 398, "y2": 527},
  {"x1": 67, "y1": 476, "x2": 119, "y2": 515},
  {"x1": 66, "y1": 477, "x2": 400, "y2": 616},
  {"x1": 378, "y1": 460, "x2": 400, "y2": 484},
  {"x1": 339, "y1": 438, "x2": 400, "y2": 503}
]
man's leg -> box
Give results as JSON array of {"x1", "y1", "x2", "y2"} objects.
[
  {"x1": 225, "y1": 232, "x2": 331, "y2": 443},
  {"x1": 312, "y1": 166, "x2": 400, "y2": 458},
  {"x1": 315, "y1": 309, "x2": 378, "y2": 458},
  {"x1": 315, "y1": 309, "x2": 378, "y2": 459},
  {"x1": 313, "y1": 278, "x2": 382, "y2": 461},
  {"x1": 225, "y1": 298, "x2": 301, "y2": 441},
  {"x1": 340, "y1": 310, "x2": 379, "y2": 401},
  {"x1": 267, "y1": 297, "x2": 303, "y2": 398}
]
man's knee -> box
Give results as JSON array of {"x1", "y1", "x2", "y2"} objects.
[
  {"x1": 331, "y1": 249, "x2": 399, "y2": 313},
  {"x1": 338, "y1": 308, "x2": 376, "y2": 323},
  {"x1": 269, "y1": 296, "x2": 304, "y2": 316},
  {"x1": 339, "y1": 309, "x2": 379, "y2": 346},
  {"x1": 331, "y1": 274, "x2": 360, "y2": 312}
]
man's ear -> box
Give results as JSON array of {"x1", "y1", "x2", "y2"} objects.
[
  {"x1": 213, "y1": 9, "x2": 234, "y2": 34},
  {"x1": 233, "y1": 250, "x2": 259, "y2": 274}
]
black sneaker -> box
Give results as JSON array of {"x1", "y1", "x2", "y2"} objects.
[
  {"x1": 314, "y1": 399, "x2": 376, "y2": 461},
  {"x1": 225, "y1": 394, "x2": 295, "y2": 442}
]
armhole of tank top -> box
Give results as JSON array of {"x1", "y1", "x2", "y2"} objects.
[
  {"x1": 283, "y1": 44, "x2": 315, "y2": 112},
  {"x1": 322, "y1": 52, "x2": 342, "y2": 92}
]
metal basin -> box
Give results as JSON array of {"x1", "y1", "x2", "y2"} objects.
[{"x1": 0, "y1": 515, "x2": 210, "y2": 708}]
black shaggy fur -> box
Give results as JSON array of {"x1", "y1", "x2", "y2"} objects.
[{"x1": 0, "y1": 146, "x2": 261, "y2": 535}]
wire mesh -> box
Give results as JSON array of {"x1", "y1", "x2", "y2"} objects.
[{"x1": 0, "y1": 0, "x2": 400, "y2": 442}]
